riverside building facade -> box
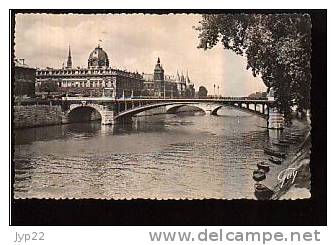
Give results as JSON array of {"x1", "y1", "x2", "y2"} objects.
[
  {"x1": 14, "y1": 58, "x2": 36, "y2": 98},
  {"x1": 36, "y1": 45, "x2": 144, "y2": 98},
  {"x1": 143, "y1": 57, "x2": 196, "y2": 98}
]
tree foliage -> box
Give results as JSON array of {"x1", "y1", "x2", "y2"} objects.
[
  {"x1": 196, "y1": 14, "x2": 311, "y2": 118},
  {"x1": 39, "y1": 80, "x2": 58, "y2": 94},
  {"x1": 198, "y1": 85, "x2": 208, "y2": 98}
]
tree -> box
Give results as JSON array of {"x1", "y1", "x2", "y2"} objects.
[
  {"x1": 39, "y1": 80, "x2": 58, "y2": 94},
  {"x1": 196, "y1": 14, "x2": 311, "y2": 119},
  {"x1": 198, "y1": 86, "x2": 208, "y2": 98}
]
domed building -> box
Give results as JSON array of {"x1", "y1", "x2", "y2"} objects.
[
  {"x1": 36, "y1": 44, "x2": 144, "y2": 98},
  {"x1": 88, "y1": 45, "x2": 109, "y2": 68}
]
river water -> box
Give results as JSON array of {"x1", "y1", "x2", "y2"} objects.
[{"x1": 13, "y1": 107, "x2": 309, "y2": 199}]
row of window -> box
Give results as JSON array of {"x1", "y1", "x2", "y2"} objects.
[
  {"x1": 36, "y1": 69, "x2": 141, "y2": 78},
  {"x1": 60, "y1": 80, "x2": 114, "y2": 88},
  {"x1": 38, "y1": 69, "x2": 115, "y2": 76}
]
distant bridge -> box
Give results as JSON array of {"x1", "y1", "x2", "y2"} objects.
[{"x1": 61, "y1": 97, "x2": 284, "y2": 129}]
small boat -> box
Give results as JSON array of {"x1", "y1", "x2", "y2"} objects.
[
  {"x1": 269, "y1": 157, "x2": 282, "y2": 165},
  {"x1": 285, "y1": 121, "x2": 292, "y2": 127},
  {"x1": 286, "y1": 136, "x2": 301, "y2": 141},
  {"x1": 273, "y1": 142, "x2": 289, "y2": 147},
  {"x1": 257, "y1": 162, "x2": 270, "y2": 172},
  {"x1": 279, "y1": 139, "x2": 292, "y2": 144},
  {"x1": 290, "y1": 133, "x2": 303, "y2": 137},
  {"x1": 254, "y1": 183, "x2": 274, "y2": 200},
  {"x1": 264, "y1": 147, "x2": 287, "y2": 158},
  {"x1": 253, "y1": 169, "x2": 266, "y2": 181}
]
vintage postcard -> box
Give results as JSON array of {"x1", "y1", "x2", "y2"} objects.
[{"x1": 12, "y1": 13, "x2": 311, "y2": 200}]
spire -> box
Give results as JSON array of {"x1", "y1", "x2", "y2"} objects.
[
  {"x1": 66, "y1": 45, "x2": 72, "y2": 69},
  {"x1": 157, "y1": 57, "x2": 160, "y2": 64},
  {"x1": 186, "y1": 70, "x2": 190, "y2": 83},
  {"x1": 181, "y1": 71, "x2": 185, "y2": 82}
]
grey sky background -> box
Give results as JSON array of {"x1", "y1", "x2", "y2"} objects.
[{"x1": 14, "y1": 14, "x2": 266, "y2": 96}]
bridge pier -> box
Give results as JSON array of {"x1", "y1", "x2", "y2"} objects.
[{"x1": 101, "y1": 110, "x2": 115, "y2": 125}]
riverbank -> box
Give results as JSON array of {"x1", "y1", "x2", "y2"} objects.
[
  {"x1": 271, "y1": 132, "x2": 311, "y2": 200},
  {"x1": 13, "y1": 105, "x2": 64, "y2": 128},
  {"x1": 13, "y1": 109, "x2": 273, "y2": 199}
]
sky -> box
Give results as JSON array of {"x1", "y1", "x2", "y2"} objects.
[{"x1": 14, "y1": 14, "x2": 266, "y2": 96}]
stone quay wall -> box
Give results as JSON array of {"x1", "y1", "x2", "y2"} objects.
[{"x1": 14, "y1": 105, "x2": 65, "y2": 128}]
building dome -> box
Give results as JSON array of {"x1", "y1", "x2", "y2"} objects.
[{"x1": 88, "y1": 45, "x2": 109, "y2": 68}]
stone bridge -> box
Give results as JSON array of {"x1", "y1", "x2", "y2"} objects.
[{"x1": 62, "y1": 97, "x2": 285, "y2": 129}]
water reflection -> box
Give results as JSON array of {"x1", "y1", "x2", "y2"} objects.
[{"x1": 13, "y1": 108, "x2": 309, "y2": 199}]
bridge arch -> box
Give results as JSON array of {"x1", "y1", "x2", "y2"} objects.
[
  {"x1": 67, "y1": 104, "x2": 103, "y2": 123},
  {"x1": 114, "y1": 102, "x2": 191, "y2": 120},
  {"x1": 223, "y1": 104, "x2": 268, "y2": 119},
  {"x1": 166, "y1": 104, "x2": 206, "y2": 114},
  {"x1": 114, "y1": 102, "x2": 267, "y2": 120},
  {"x1": 166, "y1": 103, "x2": 266, "y2": 118}
]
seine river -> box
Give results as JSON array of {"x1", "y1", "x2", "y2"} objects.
[{"x1": 13, "y1": 107, "x2": 309, "y2": 199}]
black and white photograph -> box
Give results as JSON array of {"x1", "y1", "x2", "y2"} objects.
[{"x1": 11, "y1": 13, "x2": 313, "y2": 201}]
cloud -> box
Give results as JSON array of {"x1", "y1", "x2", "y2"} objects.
[{"x1": 14, "y1": 13, "x2": 266, "y2": 96}]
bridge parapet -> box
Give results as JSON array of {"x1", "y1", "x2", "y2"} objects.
[{"x1": 62, "y1": 96, "x2": 272, "y2": 104}]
